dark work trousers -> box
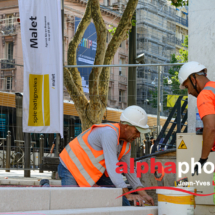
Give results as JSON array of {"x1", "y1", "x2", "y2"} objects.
[{"x1": 58, "y1": 162, "x2": 131, "y2": 206}]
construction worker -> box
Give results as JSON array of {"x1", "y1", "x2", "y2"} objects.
[
  {"x1": 58, "y1": 105, "x2": 154, "y2": 206},
  {"x1": 178, "y1": 61, "x2": 215, "y2": 176}
]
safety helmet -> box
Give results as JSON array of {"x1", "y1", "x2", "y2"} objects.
[
  {"x1": 178, "y1": 61, "x2": 207, "y2": 89},
  {"x1": 120, "y1": 105, "x2": 149, "y2": 129}
]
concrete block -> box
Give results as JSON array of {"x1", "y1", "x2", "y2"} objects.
[
  {"x1": 13, "y1": 206, "x2": 158, "y2": 215},
  {"x1": 0, "y1": 178, "x2": 61, "y2": 186},
  {"x1": 0, "y1": 187, "x2": 122, "y2": 212},
  {"x1": 50, "y1": 187, "x2": 122, "y2": 210},
  {"x1": 0, "y1": 179, "x2": 18, "y2": 185},
  {"x1": 49, "y1": 179, "x2": 61, "y2": 186},
  {"x1": 0, "y1": 188, "x2": 50, "y2": 212},
  {"x1": 0, "y1": 179, "x2": 39, "y2": 186},
  {"x1": 195, "y1": 204, "x2": 215, "y2": 215},
  {"x1": 19, "y1": 180, "x2": 38, "y2": 186}
]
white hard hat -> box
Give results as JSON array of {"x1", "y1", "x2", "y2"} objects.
[
  {"x1": 178, "y1": 61, "x2": 207, "y2": 89},
  {"x1": 120, "y1": 105, "x2": 150, "y2": 133}
]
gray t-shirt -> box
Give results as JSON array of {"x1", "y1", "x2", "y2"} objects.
[{"x1": 61, "y1": 126, "x2": 143, "y2": 189}]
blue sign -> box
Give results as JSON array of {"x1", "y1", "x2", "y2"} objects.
[{"x1": 75, "y1": 17, "x2": 97, "y2": 93}]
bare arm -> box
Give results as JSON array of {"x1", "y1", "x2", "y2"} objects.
[
  {"x1": 202, "y1": 114, "x2": 215, "y2": 159},
  {"x1": 50, "y1": 144, "x2": 55, "y2": 154}
]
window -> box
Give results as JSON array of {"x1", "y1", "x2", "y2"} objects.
[
  {"x1": 182, "y1": 34, "x2": 185, "y2": 42},
  {"x1": 108, "y1": 87, "x2": 111, "y2": 99},
  {"x1": 144, "y1": 72, "x2": 148, "y2": 79},
  {"x1": 119, "y1": 90, "x2": 122, "y2": 102},
  {"x1": 151, "y1": 44, "x2": 159, "y2": 55},
  {"x1": 119, "y1": 41, "x2": 125, "y2": 49},
  {"x1": 6, "y1": 77, "x2": 12, "y2": 90},
  {"x1": 5, "y1": 42, "x2": 13, "y2": 59},
  {"x1": 119, "y1": 58, "x2": 122, "y2": 75},
  {"x1": 151, "y1": 73, "x2": 154, "y2": 81},
  {"x1": 6, "y1": 14, "x2": 13, "y2": 27}
]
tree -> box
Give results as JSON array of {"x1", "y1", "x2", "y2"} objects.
[
  {"x1": 149, "y1": 36, "x2": 188, "y2": 113},
  {"x1": 167, "y1": 35, "x2": 188, "y2": 96},
  {"x1": 63, "y1": 0, "x2": 138, "y2": 131},
  {"x1": 168, "y1": 0, "x2": 188, "y2": 7}
]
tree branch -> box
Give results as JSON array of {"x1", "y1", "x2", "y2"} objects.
[
  {"x1": 98, "y1": 0, "x2": 138, "y2": 104},
  {"x1": 89, "y1": 0, "x2": 107, "y2": 105},
  {"x1": 64, "y1": 67, "x2": 88, "y2": 114},
  {"x1": 66, "y1": 0, "x2": 92, "y2": 94}
]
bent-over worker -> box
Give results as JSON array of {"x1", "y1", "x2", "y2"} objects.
[{"x1": 58, "y1": 105, "x2": 154, "y2": 206}]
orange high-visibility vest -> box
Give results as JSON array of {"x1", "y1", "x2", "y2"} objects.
[
  {"x1": 60, "y1": 123, "x2": 131, "y2": 187},
  {"x1": 198, "y1": 83, "x2": 215, "y2": 151}
]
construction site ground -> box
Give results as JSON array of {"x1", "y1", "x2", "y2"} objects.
[{"x1": 0, "y1": 170, "x2": 61, "y2": 186}]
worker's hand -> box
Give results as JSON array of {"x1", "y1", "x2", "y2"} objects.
[
  {"x1": 192, "y1": 158, "x2": 208, "y2": 176},
  {"x1": 135, "y1": 187, "x2": 154, "y2": 206},
  {"x1": 140, "y1": 194, "x2": 154, "y2": 206},
  {"x1": 125, "y1": 194, "x2": 148, "y2": 206}
]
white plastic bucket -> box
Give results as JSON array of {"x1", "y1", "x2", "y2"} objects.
[{"x1": 156, "y1": 187, "x2": 195, "y2": 215}]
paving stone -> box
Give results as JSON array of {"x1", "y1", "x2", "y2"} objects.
[
  {"x1": 0, "y1": 187, "x2": 50, "y2": 212},
  {"x1": 12, "y1": 206, "x2": 158, "y2": 215},
  {"x1": 49, "y1": 187, "x2": 122, "y2": 210}
]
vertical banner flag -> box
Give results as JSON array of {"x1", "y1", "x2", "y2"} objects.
[{"x1": 19, "y1": 0, "x2": 63, "y2": 137}]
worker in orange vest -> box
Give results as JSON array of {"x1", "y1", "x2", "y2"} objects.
[
  {"x1": 178, "y1": 61, "x2": 215, "y2": 176},
  {"x1": 58, "y1": 105, "x2": 154, "y2": 206}
]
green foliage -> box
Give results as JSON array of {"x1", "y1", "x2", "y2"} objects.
[
  {"x1": 150, "y1": 36, "x2": 188, "y2": 113},
  {"x1": 166, "y1": 54, "x2": 187, "y2": 96},
  {"x1": 108, "y1": 14, "x2": 136, "y2": 37},
  {"x1": 162, "y1": 35, "x2": 188, "y2": 111},
  {"x1": 168, "y1": 0, "x2": 188, "y2": 7},
  {"x1": 108, "y1": 25, "x2": 117, "y2": 36},
  {"x1": 176, "y1": 35, "x2": 188, "y2": 63},
  {"x1": 131, "y1": 16, "x2": 136, "y2": 27}
]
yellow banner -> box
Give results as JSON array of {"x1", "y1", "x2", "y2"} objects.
[
  {"x1": 28, "y1": 74, "x2": 50, "y2": 126},
  {"x1": 44, "y1": 75, "x2": 50, "y2": 126},
  {"x1": 167, "y1": 95, "x2": 188, "y2": 108}
]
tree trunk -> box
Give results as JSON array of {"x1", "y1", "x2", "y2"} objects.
[{"x1": 65, "y1": 0, "x2": 139, "y2": 131}]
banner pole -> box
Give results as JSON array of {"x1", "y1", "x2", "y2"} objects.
[
  {"x1": 61, "y1": 0, "x2": 64, "y2": 140},
  {"x1": 61, "y1": 0, "x2": 64, "y2": 64}
]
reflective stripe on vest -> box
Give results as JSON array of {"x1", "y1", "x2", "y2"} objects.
[
  {"x1": 203, "y1": 86, "x2": 215, "y2": 94},
  {"x1": 60, "y1": 123, "x2": 130, "y2": 186},
  {"x1": 104, "y1": 141, "x2": 131, "y2": 177},
  {"x1": 202, "y1": 86, "x2": 215, "y2": 151}
]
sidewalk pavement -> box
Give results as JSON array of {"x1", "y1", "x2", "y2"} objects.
[
  {"x1": 0, "y1": 170, "x2": 128, "y2": 186},
  {"x1": 0, "y1": 170, "x2": 61, "y2": 186}
]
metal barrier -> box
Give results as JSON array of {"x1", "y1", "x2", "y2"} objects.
[
  {"x1": 0, "y1": 63, "x2": 187, "y2": 170},
  {"x1": 0, "y1": 133, "x2": 54, "y2": 171},
  {"x1": 152, "y1": 96, "x2": 188, "y2": 153}
]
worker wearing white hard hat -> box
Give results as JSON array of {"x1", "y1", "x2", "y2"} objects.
[
  {"x1": 178, "y1": 61, "x2": 215, "y2": 176},
  {"x1": 55, "y1": 105, "x2": 154, "y2": 207}
]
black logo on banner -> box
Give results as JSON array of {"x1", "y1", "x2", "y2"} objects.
[{"x1": 29, "y1": 16, "x2": 38, "y2": 48}]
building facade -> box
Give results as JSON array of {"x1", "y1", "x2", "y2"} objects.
[
  {"x1": 0, "y1": 0, "x2": 129, "y2": 109},
  {"x1": 136, "y1": 0, "x2": 188, "y2": 116}
]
